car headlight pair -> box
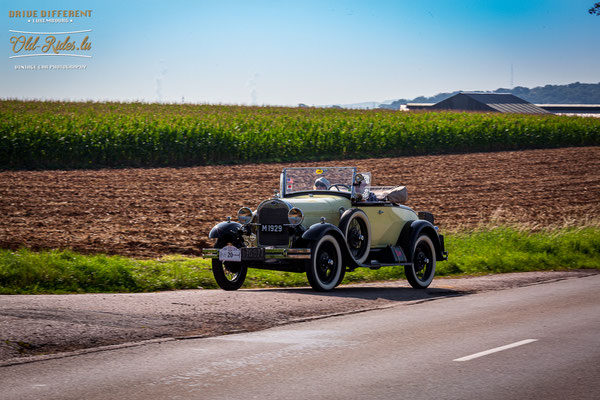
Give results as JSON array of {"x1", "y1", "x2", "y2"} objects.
[{"x1": 237, "y1": 207, "x2": 304, "y2": 226}]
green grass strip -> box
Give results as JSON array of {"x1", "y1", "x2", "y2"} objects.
[
  {"x1": 0, "y1": 226, "x2": 598, "y2": 294},
  {"x1": 440, "y1": 226, "x2": 600, "y2": 275}
]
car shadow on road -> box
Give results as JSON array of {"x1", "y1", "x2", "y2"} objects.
[{"x1": 251, "y1": 285, "x2": 471, "y2": 302}]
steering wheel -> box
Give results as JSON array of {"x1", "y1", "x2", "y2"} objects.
[{"x1": 330, "y1": 184, "x2": 351, "y2": 192}]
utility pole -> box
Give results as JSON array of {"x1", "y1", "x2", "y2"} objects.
[{"x1": 510, "y1": 63, "x2": 514, "y2": 89}]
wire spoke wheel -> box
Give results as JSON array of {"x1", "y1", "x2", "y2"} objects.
[
  {"x1": 341, "y1": 210, "x2": 371, "y2": 264},
  {"x1": 212, "y1": 259, "x2": 248, "y2": 291},
  {"x1": 316, "y1": 242, "x2": 338, "y2": 284},
  {"x1": 414, "y1": 244, "x2": 432, "y2": 280},
  {"x1": 405, "y1": 234, "x2": 436, "y2": 289},
  {"x1": 223, "y1": 262, "x2": 242, "y2": 281},
  {"x1": 306, "y1": 234, "x2": 342, "y2": 291},
  {"x1": 348, "y1": 219, "x2": 367, "y2": 258}
]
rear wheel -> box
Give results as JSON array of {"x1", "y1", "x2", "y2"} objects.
[
  {"x1": 306, "y1": 234, "x2": 343, "y2": 291},
  {"x1": 212, "y1": 259, "x2": 248, "y2": 291},
  {"x1": 405, "y1": 234, "x2": 436, "y2": 289}
]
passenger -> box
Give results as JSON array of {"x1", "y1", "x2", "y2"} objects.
[
  {"x1": 313, "y1": 177, "x2": 330, "y2": 190},
  {"x1": 365, "y1": 191, "x2": 378, "y2": 201},
  {"x1": 354, "y1": 174, "x2": 377, "y2": 201}
]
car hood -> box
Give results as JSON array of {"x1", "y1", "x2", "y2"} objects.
[{"x1": 284, "y1": 194, "x2": 352, "y2": 228}]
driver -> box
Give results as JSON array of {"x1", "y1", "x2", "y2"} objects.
[{"x1": 313, "y1": 177, "x2": 330, "y2": 190}]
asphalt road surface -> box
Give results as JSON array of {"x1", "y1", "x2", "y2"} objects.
[{"x1": 2, "y1": 274, "x2": 599, "y2": 400}]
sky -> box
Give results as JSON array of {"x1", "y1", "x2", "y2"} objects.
[{"x1": 3, "y1": 0, "x2": 600, "y2": 106}]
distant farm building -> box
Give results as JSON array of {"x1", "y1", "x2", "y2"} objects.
[
  {"x1": 408, "y1": 92, "x2": 549, "y2": 114},
  {"x1": 537, "y1": 104, "x2": 600, "y2": 115}
]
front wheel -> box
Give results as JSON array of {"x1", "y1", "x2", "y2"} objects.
[
  {"x1": 306, "y1": 234, "x2": 343, "y2": 292},
  {"x1": 212, "y1": 259, "x2": 248, "y2": 291},
  {"x1": 405, "y1": 234, "x2": 436, "y2": 289}
]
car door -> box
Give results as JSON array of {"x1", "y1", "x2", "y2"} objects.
[{"x1": 358, "y1": 204, "x2": 416, "y2": 247}]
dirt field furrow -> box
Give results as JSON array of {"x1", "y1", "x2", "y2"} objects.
[{"x1": 1, "y1": 147, "x2": 599, "y2": 258}]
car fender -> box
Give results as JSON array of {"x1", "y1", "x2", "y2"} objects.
[
  {"x1": 338, "y1": 208, "x2": 371, "y2": 231},
  {"x1": 302, "y1": 222, "x2": 344, "y2": 241},
  {"x1": 398, "y1": 219, "x2": 445, "y2": 261},
  {"x1": 209, "y1": 221, "x2": 243, "y2": 246},
  {"x1": 302, "y1": 222, "x2": 360, "y2": 269}
]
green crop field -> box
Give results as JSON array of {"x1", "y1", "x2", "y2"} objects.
[{"x1": 1, "y1": 100, "x2": 599, "y2": 169}]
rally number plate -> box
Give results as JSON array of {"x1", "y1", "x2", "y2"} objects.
[{"x1": 219, "y1": 246, "x2": 241, "y2": 262}]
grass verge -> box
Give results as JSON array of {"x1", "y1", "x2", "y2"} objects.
[{"x1": 1, "y1": 226, "x2": 598, "y2": 294}]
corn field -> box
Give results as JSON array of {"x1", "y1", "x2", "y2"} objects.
[{"x1": 1, "y1": 100, "x2": 599, "y2": 169}]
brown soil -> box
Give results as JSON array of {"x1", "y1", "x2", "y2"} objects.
[{"x1": 1, "y1": 147, "x2": 599, "y2": 258}]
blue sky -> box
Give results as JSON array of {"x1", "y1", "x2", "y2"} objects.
[{"x1": 3, "y1": 0, "x2": 599, "y2": 105}]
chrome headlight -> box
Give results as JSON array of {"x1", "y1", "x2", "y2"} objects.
[
  {"x1": 288, "y1": 207, "x2": 304, "y2": 225},
  {"x1": 237, "y1": 207, "x2": 253, "y2": 225}
]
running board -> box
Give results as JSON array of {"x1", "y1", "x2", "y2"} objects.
[
  {"x1": 365, "y1": 261, "x2": 413, "y2": 270},
  {"x1": 352, "y1": 245, "x2": 410, "y2": 270},
  {"x1": 348, "y1": 261, "x2": 413, "y2": 271}
]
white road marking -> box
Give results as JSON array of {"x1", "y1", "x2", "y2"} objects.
[{"x1": 453, "y1": 339, "x2": 538, "y2": 362}]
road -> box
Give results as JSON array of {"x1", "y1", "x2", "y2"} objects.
[{"x1": 1, "y1": 274, "x2": 599, "y2": 400}]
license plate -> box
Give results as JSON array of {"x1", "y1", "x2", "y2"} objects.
[
  {"x1": 219, "y1": 245, "x2": 241, "y2": 262},
  {"x1": 242, "y1": 247, "x2": 265, "y2": 261},
  {"x1": 261, "y1": 224, "x2": 283, "y2": 233}
]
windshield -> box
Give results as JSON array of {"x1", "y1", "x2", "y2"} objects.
[{"x1": 281, "y1": 167, "x2": 357, "y2": 196}]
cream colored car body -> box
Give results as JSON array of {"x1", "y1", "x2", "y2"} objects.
[
  {"x1": 285, "y1": 194, "x2": 418, "y2": 248},
  {"x1": 285, "y1": 194, "x2": 351, "y2": 227},
  {"x1": 358, "y1": 205, "x2": 418, "y2": 247}
]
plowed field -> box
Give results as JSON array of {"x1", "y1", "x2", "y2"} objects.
[{"x1": 1, "y1": 147, "x2": 599, "y2": 258}]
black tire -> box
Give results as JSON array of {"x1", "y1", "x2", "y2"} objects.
[
  {"x1": 340, "y1": 210, "x2": 371, "y2": 264},
  {"x1": 405, "y1": 234, "x2": 436, "y2": 289},
  {"x1": 335, "y1": 266, "x2": 347, "y2": 287},
  {"x1": 306, "y1": 234, "x2": 343, "y2": 291},
  {"x1": 212, "y1": 259, "x2": 248, "y2": 291}
]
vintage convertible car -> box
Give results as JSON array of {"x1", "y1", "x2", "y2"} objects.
[{"x1": 202, "y1": 167, "x2": 447, "y2": 291}]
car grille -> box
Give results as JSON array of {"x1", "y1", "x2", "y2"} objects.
[{"x1": 258, "y1": 200, "x2": 289, "y2": 246}]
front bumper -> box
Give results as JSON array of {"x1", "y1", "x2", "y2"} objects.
[{"x1": 202, "y1": 247, "x2": 311, "y2": 260}]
